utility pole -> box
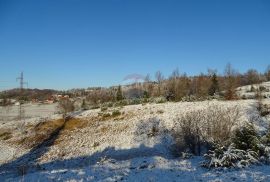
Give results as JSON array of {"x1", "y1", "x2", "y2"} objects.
[{"x1": 16, "y1": 72, "x2": 28, "y2": 121}]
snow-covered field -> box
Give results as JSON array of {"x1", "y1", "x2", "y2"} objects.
[
  {"x1": 0, "y1": 103, "x2": 58, "y2": 123},
  {"x1": 237, "y1": 81, "x2": 270, "y2": 99},
  {"x1": 0, "y1": 100, "x2": 270, "y2": 182}
]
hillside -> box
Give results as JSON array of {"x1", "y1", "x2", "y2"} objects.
[
  {"x1": 0, "y1": 89, "x2": 60, "y2": 101},
  {"x1": 0, "y1": 100, "x2": 270, "y2": 181}
]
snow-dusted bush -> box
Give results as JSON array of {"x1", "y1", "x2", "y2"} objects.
[
  {"x1": 202, "y1": 144, "x2": 259, "y2": 168},
  {"x1": 202, "y1": 123, "x2": 270, "y2": 168},
  {"x1": 202, "y1": 105, "x2": 240, "y2": 144},
  {"x1": 173, "y1": 110, "x2": 203, "y2": 155},
  {"x1": 173, "y1": 104, "x2": 241, "y2": 156},
  {"x1": 258, "y1": 102, "x2": 270, "y2": 117},
  {"x1": 260, "y1": 129, "x2": 270, "y2": 163},
  {"x1": 262, "y1": 146, "x2": 270, "y2": 163},
  {"x1": 231, "y1": 123, "x2": 261, "y2": 154}
]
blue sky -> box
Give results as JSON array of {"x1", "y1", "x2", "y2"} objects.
[{"x1": 0, "y1": 0, "x2": 270, "y2": 90}]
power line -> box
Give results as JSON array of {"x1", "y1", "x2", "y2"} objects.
[
  {"x1": 16, "y1": 72, "x2": 28, "y2": 121},
  {"x1": 17, "y1": 72, "x2": 28, "y2": 91}
]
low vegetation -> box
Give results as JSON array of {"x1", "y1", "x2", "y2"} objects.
[
  {"x1": 202, "y1": 122, "x2": 270, "y2": 168},
  {"x1": 0, "y1": 130, "x2": 12, "y2": 141},
  {"x1": 14, "y1": 119, "x2": 65, "y2": 148},
  {"x1": 13, "y1": 117, "x2": 89, "y2": 149},
  {"x1": 173, "y1": 104, "x2": 240, "y2": 156},
  {"x1": 172, "y1": 102, "x2": 270, "y2": 169}
]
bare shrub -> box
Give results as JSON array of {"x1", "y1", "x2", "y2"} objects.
[
  {"x1": 86, "y1": 89, "x2": 114, "y2": 107},
  {"x1": 58, "y1": 98, "x2": 75, "y2": 121},
  {"x1": 173, "y1": 104, "x2": 241, "y2": 156},
  {"x1": 173, "y1": 111, "x2": 203, "y2": 155},
  {"x1": 202, "y1": 105, "x2": 240, "y2": 144}
]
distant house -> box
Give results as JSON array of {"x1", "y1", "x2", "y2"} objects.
[{"x1": 15, "y1": 102, "x2": 20, "y2": 106}]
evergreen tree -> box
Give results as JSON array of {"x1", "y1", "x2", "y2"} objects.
[
  {"x1": 143, "y1": 90, "x2": 149, "y2": 99},
  {"x1": 208, "y1": 73, "x2": 219, "y2": 96},
  {"x1": 224, "y1": 63, "x2": 238, "y2": 100},
  {"x1": 231, "y1": 123, "x2": 261, "y2": 154},
  {"x1": 81, "y1": 99, "x2": 87, "y2": 110},
  {"x1": 116, "y1": 85, "x2": 123, "y2": 101}
]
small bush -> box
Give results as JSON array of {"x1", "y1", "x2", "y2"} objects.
[
  {"x1": 112, "y1": 110, "x2": 121, "y2": 117},
  {"x1": 102, "y1": 113, "x2": 111, "y2": 119},
  {"x1": 202, "y1": 123, "x2": 270, "y2": 169},
  {"x1": 93, "y1": 142, "x2": 100, "y2": 148},
  {"x1": 114, "y1": 100, "x2": 128, "y2": 107},
  {"x1": 0, "y1": 131, "x2": 12, "y2": 140},
  {"x1": 258, "y1": 103, "x2": 270, "y2": 117},
  {"x1": 202, "y1": 144, "x2": 259, "y2": 168},
  {"x1": 157, "y1": 110, "x2": 164, "y2": 114},
  {"x1": 173, "y1": 111, "x2": 204, "y2": 155},
  {"x1": 173, "y1": 104, "x2": 240, "y2": 156},
  {"x1": 101, "y1": 102, "x2": 114, "y2": 108},
  {"x1": 100, "y1": 107, "x2": 108, "y2": 112},
  {"x1": 231, "y1": 123, "x2": 261, "y2": 154},
  {"x1": 147, "y1": 125, "x2": 159, "y2": 137}
]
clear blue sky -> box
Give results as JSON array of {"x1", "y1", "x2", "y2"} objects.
[{"x1": 0, "y1": 0, "x2": 270, "y2": 90}]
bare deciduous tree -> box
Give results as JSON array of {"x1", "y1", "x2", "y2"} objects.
[
  {"x1": 155, "y1": 71, "x2": 164, "y2": 96},
  {"x1": 265, "y1": 65, "x2": 270, "y2": 81},
  {"x1": 245, "y1": 69, "x2": 261, "y2": 85}
]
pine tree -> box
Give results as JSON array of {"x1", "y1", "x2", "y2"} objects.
[
  {"x1": 208, "y1": 73, "x2": 219, "y2": 96},
  {"x1": 81, "y1": 99, "x2": 87, "y2": 110},
  {"x1": 116, "y1": 85, "x2": 123, "y2": 101},
  {"x1": 231, "y1": 123, "x2": 261, "y2": 153}
]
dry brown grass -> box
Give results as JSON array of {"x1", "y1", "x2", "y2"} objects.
[
  {"x1": 14, "y1": 119, "x2": 65, "y2": 148},
  {"x1": 115, "y1": 124, "x2": 129, "y2": 133},
  {"x1": 35, "y1": 119, "x2": 64, "y2": 132},
  {"x1": 99, "y1": 126, "x2": 110, "y2": 133},
  {"x1": 64, "y1": 118, "x2": 87, "y2": 131},
  {"x1": 12, "y1": 110, "x2": 134, "y2": 150},
  {"x1": 157, "y1": 110, "x2": 164, "y2": 114},
  {"x1": 97, "y1": 109, "x2": 135, "y2": 122}
]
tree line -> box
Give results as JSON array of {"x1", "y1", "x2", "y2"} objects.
[
  {"x1": 1, "y1": 63, "x2": 270, "y2": 107},
  {"x1": 84, "y1": 63, "x2": 270, "y2": 105}
]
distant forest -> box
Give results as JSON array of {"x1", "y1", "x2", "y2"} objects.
[{"x1": 1, "y1": 63, "x2": 270, "y2": 104}]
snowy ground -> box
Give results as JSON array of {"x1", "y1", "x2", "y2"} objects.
[
  {"x1": 0, "y1": 100, "x2": 270, "y2": 181},
  {"x1": 237, "y1": 81, "x2": 270, "y2": 99}
]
